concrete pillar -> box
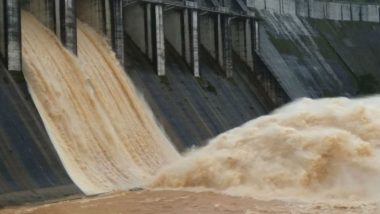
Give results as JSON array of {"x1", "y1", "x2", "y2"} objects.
[
  {"x1": 182, "y1": 9, "x2": 199, "y2": 77},
  {"x1": 0, "y1": 0, "x2": 21, "y2": 72},
  {"x1": 55, "y1": 0, "x2": 77, "y2": 54},
  {"x1": 105, "y1": 0, "x2": 125, "y2": 66},
  {"x1": 216, "y1": 14, "x2": 233, "y2": 78},
  {"x1": 190, "y1": 10, "x2": 199, "y2": 77},
  {"x1": 152, "y1": 4, "x2": 165, "y2": 76},
  {"x1": 26, "y1": 0, "x2": 77, "y2": 54}
]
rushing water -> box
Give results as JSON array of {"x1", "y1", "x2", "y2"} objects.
[
  {"x1": 21, "y1": 12, "x2": 179, "y2": 195},
  {"x1": 152, "y1": 96, "x2": 380, "y2": 204}
]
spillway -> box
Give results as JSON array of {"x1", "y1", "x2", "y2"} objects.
[
  {"x1": 21, "y1": 12, "x2": 179, "y2": 195},
  {"x1": 152, "y1": 96, "x2": 380, "y2": 203}
]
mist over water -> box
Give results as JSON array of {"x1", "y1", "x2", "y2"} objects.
[
  {"x1": 21, "y1": 12, "x2": 179, "y2": 195},
  {"x1": 152, "y1": 96, "x2": 380, "y2": 203}
]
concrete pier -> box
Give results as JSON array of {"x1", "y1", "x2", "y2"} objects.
[
  {"x1": 0, "y1": 0, "x2": 21, "y2": 72},
  {"x1": 56, "y1": 0, "x2": 77, "y2": 54},
  {"x1": 219, "y1": 14, "x2": 233, "y2": 78},
  {"x1": 182, "y1": 3, "x2": 200, "y2": 77},
  {"x1": 187, "y1": 8, "x2": 199, "y2": 77},
  {"x1": 25, "y1": 0, "x2": 77, "y2": 54},
  {"x1": 153, "y1": 4, "x2": 165, "y2": 76}
]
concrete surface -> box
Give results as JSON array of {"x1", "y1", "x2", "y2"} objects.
[
  {"x1": 0, "y1": 63, "x2": 81, "y2": 207},
  {"x1": 257, "y1": 11, "x2": 358, "y2": 98},
  {"x1": 125, "y1": 37, "x2": 267, "y2": 150}
]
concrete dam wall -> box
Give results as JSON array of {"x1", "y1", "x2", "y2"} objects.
[
  {"x1": 257, "y1": 12, "x2": 357, "y2": 98},
  {"x1": 1, "y1": 0, "x2": 378, "y2": 207},
  {"x1": 254, "y1": 1, "x2": 380, "y2": 98},
  {"x1": 0, "y1": 0, "x2": 287, "y2": 206}
]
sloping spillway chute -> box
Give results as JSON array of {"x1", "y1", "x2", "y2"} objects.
[{"x1": 21, "y1": 12, "x2": 179, "y2": 195}]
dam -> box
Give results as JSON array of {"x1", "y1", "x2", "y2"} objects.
[{"x1": 1, "y1": 0, "x2": 380, "y2": 208}]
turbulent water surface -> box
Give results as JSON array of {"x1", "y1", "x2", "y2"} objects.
[
  {"x1": 152, "y1": 96, "x2": 380, "y2": 203},
  {"x1": 21, "y1": 12, "x2": 179, "y2": 195}
]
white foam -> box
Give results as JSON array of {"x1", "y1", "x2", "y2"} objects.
[{"x1": 152, "y1": 96, "x2": 380, "y2": 203}]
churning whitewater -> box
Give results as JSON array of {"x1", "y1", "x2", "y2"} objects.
[
  {"x1": 21, "y1": 12, "x2": 179, "y2": 195},
  {"x1": 152, "y1": 96, "x2": 380, "y2": 203}
]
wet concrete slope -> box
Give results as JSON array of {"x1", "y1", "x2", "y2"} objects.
[
  {"x1": 309, "y1": 19, "x2": 380, "y2": 95},
  {"x1": 258, "y1": 12, "x2": 358, "y2": 98},
  {"x1": 125, "y1": 39, "x2": 267, "y2": 150},
  {"x1": 0, "y1": 64, "x2": 80, "y2": 206}
]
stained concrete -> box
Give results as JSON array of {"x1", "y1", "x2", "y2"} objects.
[
  {"x1": 1, "y1": 1, "x2": 21, "y2": 72},
  {"x1": 310, "y1": 19, "x2": 380, "y2": 94},
  {"x1": 258, "y1": 12, "x2": 358, "y2": 98},
  {"x1": 0, "y1": 63, "x2": 81, "y2": 207},
  {"x1": 125, "y1": 37, "x2": 267, "y2": 150}
]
